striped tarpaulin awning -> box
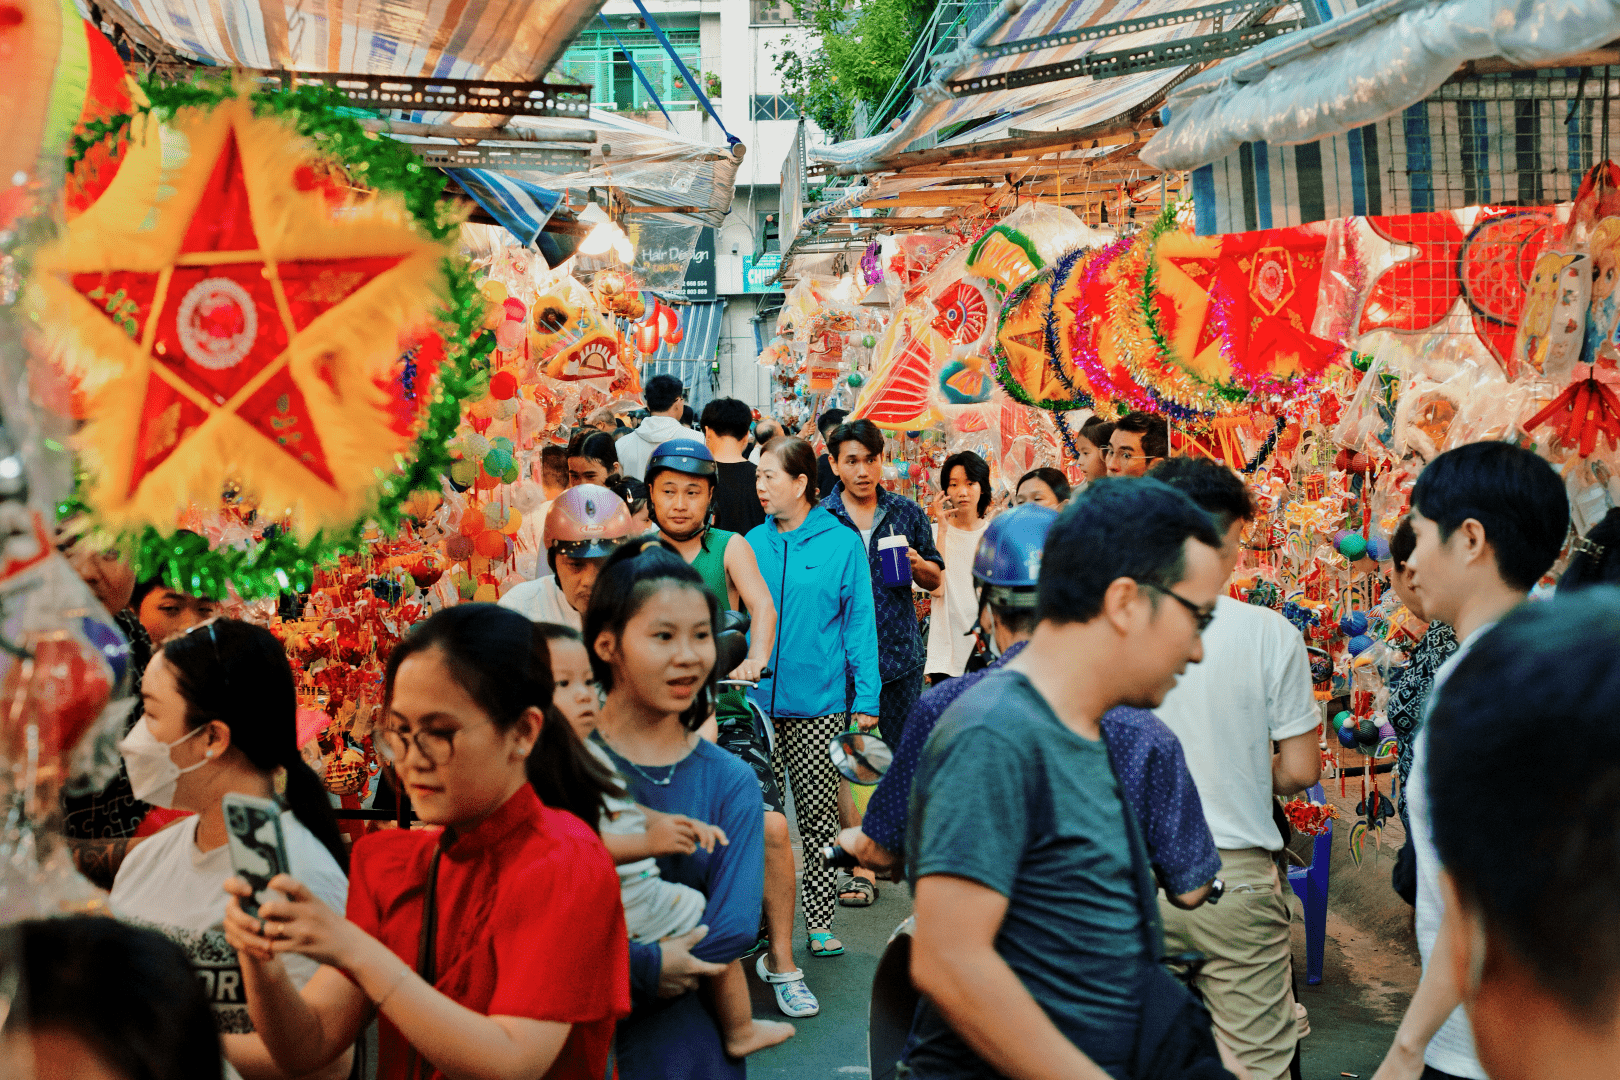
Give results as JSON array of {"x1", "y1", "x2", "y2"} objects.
[{"x1": 443, "y1": 168, "x2": 562, "y2": 248}]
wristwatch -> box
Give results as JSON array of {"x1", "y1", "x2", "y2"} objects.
[{"x1": 1206, "y1": 878, "x2": 1225, "y2": 905}]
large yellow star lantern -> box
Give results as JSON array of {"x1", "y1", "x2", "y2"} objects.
[{"x1": 36, "y1": 98, "x2": 448, "y2": 535}]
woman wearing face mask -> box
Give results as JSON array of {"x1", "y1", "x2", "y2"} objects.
[
  {"x1": 220, "y1": 604, "x2": 629, "y2": 1080},
  {"x1": 108, "y1": 619, "x2": 352, "y2": 1080}
]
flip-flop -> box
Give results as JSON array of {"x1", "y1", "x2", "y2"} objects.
[
  {"x1": 808, "y1": 931, "x2": 844, "y2": 957},
  {"x1": 837, "y1": 876, "x2": 876, "y2": 907}
]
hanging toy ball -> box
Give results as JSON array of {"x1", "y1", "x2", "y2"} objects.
[
  {"x1": 1356, "y1": 718, "x2": 1381, "y2": 747},
  {"x1": 1336, "y1": 721, "x2": 1359, "y2": 749},
  {"x1": 1347, "y1": 633, "x2": 1373, "y2": 657},
  {"x1": 1367, "y1": 536, "x2": 1391, "y2": 562},
  {"x1": 1332, "y1": 528, "x2": 1351, "y2": 547},
  {"x1": 848, "y1": 372, "x2": 865, "y2": 388},
  {"x1": 488, "y1": 371, "x2": 519, "y2": 400},
  {"x1": 863, "y1": 333, "x2": 876, "y2": 348},
  {"x1": 1338, "y1": 532, "x2": 1368, "y2": 561},
  {"x1": 1333, "y1": 710, "x2": 1354, "y2": 730},
  {"x1": 1339, "y1": 610, "x2": 1369, "y2": 637},
  {"x1": 907, "y1": 430, "x2": 922, "y2": 440}
]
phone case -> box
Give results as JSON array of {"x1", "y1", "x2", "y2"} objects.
[{"x1": 222, "y1": 792, "x2": 291, "y2": 919}]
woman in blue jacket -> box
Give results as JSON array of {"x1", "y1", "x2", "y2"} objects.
[{"x1": 748, "y1": 436, "x2": 879, "y2": 961}]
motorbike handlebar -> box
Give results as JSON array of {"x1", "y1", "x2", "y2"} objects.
[
  {"x1": 821, "y1": 844, "x2": 860, "y2": 871},
  {"x1": 716, "y1": 666, "x2": 771, "y2": 689}
]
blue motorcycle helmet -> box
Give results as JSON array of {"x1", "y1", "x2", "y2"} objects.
[
  {"x1": 646, "y1": 437, "x2": 718, "y2": 541},
  {"x1": 972, "y1": 503, "x2": 1058, "y2": 609}
]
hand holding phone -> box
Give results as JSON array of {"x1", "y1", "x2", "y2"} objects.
[{"x1": 223, "y1": 792, "x2": 291, "y2": 919}]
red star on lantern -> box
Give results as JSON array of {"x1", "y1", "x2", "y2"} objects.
[{"x1": 39, "y1": 99, "x2": 446, "y2": 532}]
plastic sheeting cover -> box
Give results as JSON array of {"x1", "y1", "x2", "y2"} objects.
[
  {"x1": 499, "y1": 111, "x2": 739, "y2": 229},
  {"x1": 810, "y1": 0, "x2": 1221, "y2": 167},
  {"x1": 108, "y1": 0, "x2": 604, "y2": 85},
  {"x1": 1143, "y1": 0, "x2": 1620, "y2": 170}
]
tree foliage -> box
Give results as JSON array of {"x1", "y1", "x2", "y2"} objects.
[{"x1": 774, "y1": 0, "x2": 934, "y2": 142}]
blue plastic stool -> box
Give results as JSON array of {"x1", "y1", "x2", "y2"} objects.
[{"x1": 1287, "y1": 783, "x2": 1333, "y2": 985}]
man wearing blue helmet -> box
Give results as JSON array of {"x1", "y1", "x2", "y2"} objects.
[
  {"x1": 647, "y1": 436, "x2": 820, "y2": 1017},
  {"x1": 838, "y1": 503, "x2": 1221, "y2": 918}
]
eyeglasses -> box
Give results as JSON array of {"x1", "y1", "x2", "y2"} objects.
[
  {"x1": 376, "y1": 719, "x2": 491, "y2": 768},
  {"x1": 1102, "y1": 447, "x2": 1159, "y2": 465},
  {"x1": 1133, "y1": 580, "x2": 1216, "y2": 633}
]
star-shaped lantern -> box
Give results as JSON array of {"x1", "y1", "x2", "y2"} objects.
[{"x1": 37, "y1": 98, "x2": 446, "y2": 534}]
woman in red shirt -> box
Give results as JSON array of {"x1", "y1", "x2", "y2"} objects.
[{"x1": 222, "y1": 604, "x2": 630, "y2": 1080}]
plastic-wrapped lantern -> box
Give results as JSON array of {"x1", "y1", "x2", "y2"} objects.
[
  {"x1": 1336, "y1": 716, "x2": 1359, "y2": 748},
  {"x1": 1338, "y1": 532, "x2": 1368, "y2": 561},
  {"x1": 1367, "y1": 536, "x2": 1391, "y2": 562},
  {"x1": 1339, "y1": 610, "x2": 1369, "y2": 637},
  {"x1": 1347, "y1": 633, "x2": 1373, "y2": 657},
  {"x1": 502, "y1": 297, "x2": 527, "y2": 323},
  {"x1": 882, "y1": 464, "x2": 897, "y2": 481},
  {"x1": 495, "y1": 320, "x2": 526, "y2": 349}
]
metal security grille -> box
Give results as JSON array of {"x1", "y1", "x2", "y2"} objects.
[
  {"x1": 751, "y1": 94, "x2": 801, "y2": 121},
  {"x1": 1193, "y1": 67, "x2": 1620, "y2": 235},
  {"x1": 1379, "y1": 68, "x2": 1616, "y2": 216}
]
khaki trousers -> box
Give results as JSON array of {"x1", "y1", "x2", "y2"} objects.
[{"x1": 1159, "y1": 847, "x2": 1298, "y2": 1080}]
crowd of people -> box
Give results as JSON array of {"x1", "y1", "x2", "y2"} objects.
[{"x1": 14, "y1": 382, "x2": 1619, "y2": 1080}]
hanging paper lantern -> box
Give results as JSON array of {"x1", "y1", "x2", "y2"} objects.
[
  {"x1": 502, "y1": 297, "x2": 527, "y2": 323},
  {"x1": 1339, "y1": 611, "x2": 1369, "y2": 637},
  {"x1": 494, "y1": 320, "x2": 526, "y2": 350},
  {"x1": 474, "y1": 530, "x2": 508, "y2": 559},
  {"x1": 993, "y1": 262, "x2": 1092, "y2": 412},
  {"x1": 502, "y1": 509, "x2": 524, "y2": 536},
  {"x1": 448, "y1": 460, "x2": 478, "y2": 487},
  {"x1": 966, "y1": 225, "x2": 1044, "y2": 297},
  {"x1": 409, "y1": 548, "x2": 446, "y2": 587},
  {"x1": 480, "y1": 279, "x2": 510, "y2": 305},
  {"x1": 38, "y1": 95, "x2": 453, "y2": 538},
  {"x1": 459, "y1": 510, "x2": 485, "y2": 537},
  {"x1": 851, "y1": 307, "x2": 943, "y2": 431},
  {"x1": 445, "y1": 535, "x2": 474, "y2": 560}
]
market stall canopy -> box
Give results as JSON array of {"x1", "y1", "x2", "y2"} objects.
[
  {"x1": 104, "y1": 0, "x2": 603, "y2": 83},
  {"x1": 810, "y1": 0, "x2": 1314, "y2": 172},
  {"x1": 1143, "y1": 0, "x2": 1620, "y2": 172}
]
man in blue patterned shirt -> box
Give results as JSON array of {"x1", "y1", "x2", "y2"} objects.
[
  {"x1": 822, "y1": 418, "x2": 944, "y2": 746},
  {"x1": 837, "y1": 504, "x2": 1221, "y2": 905}
]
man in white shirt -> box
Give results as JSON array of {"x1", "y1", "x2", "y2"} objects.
[
  {"x1": 1421, "y1": 590, "x2": 1620, "y2": 1080},
  {"x1": 1373, "y1": 441, "x2": 1568, "y2": 1080},
  {"x1": 499, "y1": 484, "x2": 633, "y2": 629},
  {"x1": 1151, "y1": 458, "x2": 1322, "y2": 1080},
  {"x1": 617, "y1": 374, "x2": 690, "y2": 481},
  {"x1": 748, "y1": 417, "x2": 781, "y2": 465}
]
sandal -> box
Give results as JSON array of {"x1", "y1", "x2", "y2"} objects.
[
  {"x1": 755, "y1": 953, "x2": 820, "y2": 1017},
  {"x1": 838, "y1": 876, "x2": 877, "y2": 907},
  {"x1": 808, "y1": 931, "x2": 844, "y2": 957}
]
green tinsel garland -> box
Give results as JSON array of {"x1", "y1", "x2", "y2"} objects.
[
  {"x1": 1134, "y1": 204, "x2": 1251, "y2": 410},
  {"x1": 57, "y1": 77, "x2": 491, "y2": 600}
]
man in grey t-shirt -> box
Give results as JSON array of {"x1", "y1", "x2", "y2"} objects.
[{"x1": 905, "y1": 477, "x2": 1229, "y2": 1080}]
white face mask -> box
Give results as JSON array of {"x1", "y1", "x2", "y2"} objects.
[{"x1": 118, "y1": 716, "x2": 211, "y2": 808}]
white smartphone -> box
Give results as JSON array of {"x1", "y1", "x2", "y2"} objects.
[{"x1": 222, "y1": 791, "x2": 291, "y2": 919}]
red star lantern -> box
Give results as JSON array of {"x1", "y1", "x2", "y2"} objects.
[
  {"x1": 37, "y1": 99, "x2": 446, "y2": 534},
  {"x1": 1358, "y1": 209, "x2": 1556, "y2": 379}
]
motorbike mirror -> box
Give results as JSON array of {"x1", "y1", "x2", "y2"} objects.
[{"x1": 828, "y1": 731, "x2": 893, "y2": 785}]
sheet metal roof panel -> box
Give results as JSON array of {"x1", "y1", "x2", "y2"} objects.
[{"x1": 1143, "y1": 0, "x2": 1620, "y2": 170}]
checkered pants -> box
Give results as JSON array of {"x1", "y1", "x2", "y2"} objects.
[{"x1": 770, "y1": 711, "x2": 847, "y2": 933}]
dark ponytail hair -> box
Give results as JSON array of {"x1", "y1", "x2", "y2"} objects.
[
  {"x1": 568, "y1": 429, "x2": 621, "y2": 474},
  {"x1": 162, "y1": 619, "x2": 347, "y2": 872},
  {"x1": 383, "y1": 604, "x2": 620, "y2": 830},
  {"x1": 584, "y1": 539, "x2": 718, "y2": 731}
]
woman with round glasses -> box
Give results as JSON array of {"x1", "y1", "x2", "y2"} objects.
[
  {"x1": 108, "y1": 618, "x2": 352, "y2": 1079},
  {"x1": 221, "y1": 604, "x2": 630, "y2": 1080}
]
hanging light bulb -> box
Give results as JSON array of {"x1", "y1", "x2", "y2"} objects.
[{"x1": 577, "y1": 202, "x2": 635, "y2": 262}]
